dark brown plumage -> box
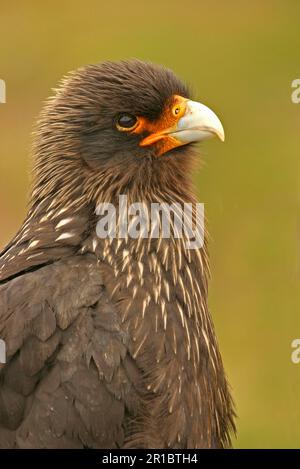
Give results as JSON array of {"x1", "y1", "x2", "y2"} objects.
[{"x1": 0, "y1": 60, "x2": 235, "y2": 448}]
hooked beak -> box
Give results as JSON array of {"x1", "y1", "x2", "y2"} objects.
[
  {"x1": 169, "y1": 100, "x2": 225, "y2": 143},
  {"x1": 140, "y1": 97, "x2": 225, "y2": 156}
]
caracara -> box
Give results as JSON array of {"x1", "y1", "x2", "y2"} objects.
[{"x1": 0, "y1": 60, "x2": 235, "y2": 448}]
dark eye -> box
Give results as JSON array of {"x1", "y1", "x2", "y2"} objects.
[{"x1": 116, "y1": 113, "x2": 138, "y2": 131}]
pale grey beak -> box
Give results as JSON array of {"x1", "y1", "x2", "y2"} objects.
[{"x1": 169, "y1": 100, "x2": 225, "y2": 143}]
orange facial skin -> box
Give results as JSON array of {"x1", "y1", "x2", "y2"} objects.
[{"x1": 134, "y1": 95, "x2": 188, "y2": 156}]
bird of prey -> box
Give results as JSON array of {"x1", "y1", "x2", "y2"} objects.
[{"x1": 0, "y1": 60, "x2": 235, "y2": 448}]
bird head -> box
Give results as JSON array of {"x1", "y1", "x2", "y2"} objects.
[{"x1": 33, "y1": 60, "x2": 224, "y2": 206}]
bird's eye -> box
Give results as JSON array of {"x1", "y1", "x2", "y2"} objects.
[
  {"x1": 173, "y1": 106, "x2": 181, "y2": 116},
  {"x1": 116, "y1": 114, "x2": 138, "y2": 131}
]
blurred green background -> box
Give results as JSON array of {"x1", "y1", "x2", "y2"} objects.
[{"x1": 0, "y1": 0, "x2": 299, "y2": 448}]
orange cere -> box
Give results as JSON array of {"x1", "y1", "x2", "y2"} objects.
[{"x1": 134, "y1": 95, "x2": 187, "y2": 156}]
